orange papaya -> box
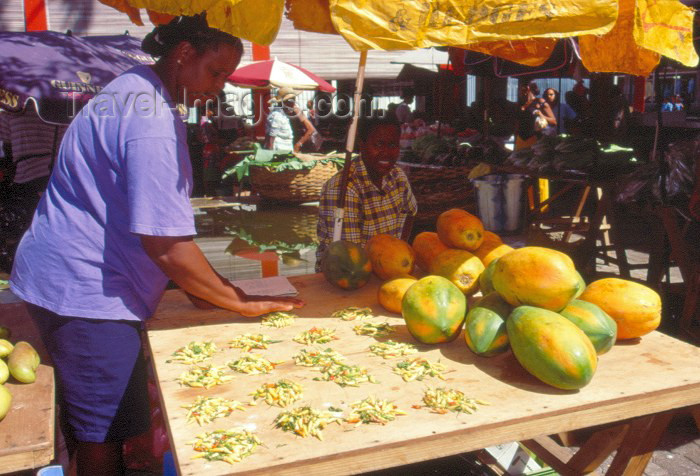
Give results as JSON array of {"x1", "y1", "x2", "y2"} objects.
[
  {"x1": 492, "y1": 246, "x2": 583, "y2": 311},
  {"x1": 412, "y1": 232, "x2": 449, "y2": 272},
  {"x1": 578, "y1": 278, "x2": 661, "y2": 339},
  {"x1": 429, "y1": 249, "x2": 484, "y2": 296},
  {"x1": 436, "y1": 208, "x2": 485, "y2": 251},
  {"x1": 366, "y1": 234, "x2": 415, "y2": 280}
]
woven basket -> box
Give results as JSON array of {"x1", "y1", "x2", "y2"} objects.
[
  {"x1": 397, "y1": 161, "x2": 475, "y2": 223},
  {"x1": 250, "y1": 158, "x2": 340, "y2": 204}
]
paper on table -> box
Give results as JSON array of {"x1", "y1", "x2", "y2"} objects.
[{"x1": 230, "y1": 276, "x2": 298, "y2": 297}]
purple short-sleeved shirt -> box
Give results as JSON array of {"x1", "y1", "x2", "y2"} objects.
[{"x1": 10, "y1": 65, "x2": 195, "y2": 321}]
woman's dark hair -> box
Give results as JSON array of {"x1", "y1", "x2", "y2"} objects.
[
  {"x1": 544, "y1": 88, "x2": 560, "y2": 105},
  {"x1": 527, "y1": 81, "x2": 540, "y2": 96},
  {"x1": 142, "y1": 13, "x2": 243, "y2": 59}
]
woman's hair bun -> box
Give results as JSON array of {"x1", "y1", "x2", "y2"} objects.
[{"x1": 141, "y1": 13, "x2": 242, "y2": 59}]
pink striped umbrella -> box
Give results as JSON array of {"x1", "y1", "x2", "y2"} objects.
[{"x1": 228, "y1": 58, "x2": 335, "y2": 92}]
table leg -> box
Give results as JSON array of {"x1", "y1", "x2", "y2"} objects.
[
  {"x1": 567, "y1": 424, "x2": 629, "y2": 474},
  {"x1": 605, "y1": 412, "x2": 673, "y2": 476}
]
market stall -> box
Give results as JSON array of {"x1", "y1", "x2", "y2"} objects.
[{"x1": 146, "y1": 274, "x2": 700, "y2": 476}]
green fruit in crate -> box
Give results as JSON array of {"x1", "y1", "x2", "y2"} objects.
[
  {"x1": 0, "y1": 384, "x2": 11, "y2": 421},
  {"x1": 321, "y1": 240, "x2": 372, "y2": 290},
  {"x1": 507, "y1": 306, "x2": 598, "y2": 390},
  {"x1": 0, "y1": 339, "x2": 13, "y2": 358},
  {"x1": 0, "y1": 326, "x2": 10, "y2": 340},
  {"x1": 464, "y1": 292, "x2": 512, "y2": 357},
  {"x1": 559, "y1": 299, "x2": 617, "y2": 355},
  {"x1": 0, "y1": 360, "x2": 8, "y2": 385},
  {"x1": 402, "y1": 275, "x2": 466, "y2": 344},
  {"x1": 8, "y1": 341, "x2": 40, "y2": 384}
]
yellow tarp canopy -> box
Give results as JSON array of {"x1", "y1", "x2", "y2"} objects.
[{"x1": 99, "y1": 0, "x2": 698, "y2": 74}]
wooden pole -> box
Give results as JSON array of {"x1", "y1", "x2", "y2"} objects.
[{"x1": 332, "y1": 50, "x2": 368, "y2": 242}]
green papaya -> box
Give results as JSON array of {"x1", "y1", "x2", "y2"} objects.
[
  {"x1": 8, "y1": 341, "x2": 40, "y2": 384},
  {"x1": 0, "y1": 326, "x2": 10, "y2": 340},
  {"x1": 464, "y1": 292, "x2": 512, "y2": 357},
  {"x1": 559, "y1": 299, "x2": 617, "y2": 355}
]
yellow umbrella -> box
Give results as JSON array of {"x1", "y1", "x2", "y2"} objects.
[{"x1": 98, "y1": 0, "x2": 696, "y2": 238}]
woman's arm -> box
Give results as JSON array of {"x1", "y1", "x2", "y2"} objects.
[
  {"x1": 140, "y1": 235, "x2": 304, "y2": 317},
  {"x1": 294, "y1": 109, "x2": 316, "y2": 153},
  {"x1": 539, "y1": 102, "x2": 557, "y2": 126}
]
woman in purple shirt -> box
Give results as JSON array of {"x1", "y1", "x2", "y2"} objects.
[{"x1": 10, "y1": 15, "x2": 302, "y2": 475}]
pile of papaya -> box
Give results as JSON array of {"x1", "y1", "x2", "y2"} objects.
[
  {"x1": 321, "y1": 208, "x2": 662, "y2": 391},
  {"x1": 0, "y1": 325, "x2": 41, "y2": 421}
]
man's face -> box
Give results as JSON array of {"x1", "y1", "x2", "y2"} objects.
[{"x1": 361, "y1": 125, "x2": 401, "y2": 178}]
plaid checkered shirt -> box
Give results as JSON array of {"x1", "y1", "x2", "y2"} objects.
[{"x1": 316, "y1": 158, "x2": 417, "y2": 271}]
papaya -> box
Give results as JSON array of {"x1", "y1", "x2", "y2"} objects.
[
  {"x1": 574, "y1": 271, "x2": 586, "y2": 299},
  {"x1": 507, "y1": 306, "x2": 598, "y2": 390},
  {"x1": 0, "y1": 360, "x2": 8, "y2": 385},
  {"x1": 8, "y1": 341, "x2": 41, "y2": 384},
  {"x1": 464, "y1": 292, "x2": 512, "y2": 357},
  {"x1": 366, "y1": 234, "x2": 415, "y2": 280},
  {"x1": 0, "y1": 384, "x2": 11, "y2": 421},
  {"x1": 402, "y1": 275, "x2": 467, "y2": 344},
  {"x1": 492, "y1": 246, "x2": 583, "y2": 311},
  {"x1": 0, "y1": 339, "x2": 13, "y2": 358},
  {"x1": 412, "y1": 231, "x2": 449, "y2": 272},
  {"x1": 429, "y1": 249, "x2": 485, "y2": 296},
  {"x1": 0, "y1": 325, "x2": 9, "y2": 340},
  {"x1": 559, "y1": 299, "x2": 617, "y2": 355},
  {"x1": 321, "y1": 240, "x2": 372, "y2": 290},
  {"x1": 378, "y1": 276, "x2": 417, "y2": 314},
  {"x1": 578, "y1": 278, "x2": 661, "y2": 339},
  {"x1": 479, "y1": 258, "x2": 500, "y2": 295},
  {"x1": 473, "y1": 231, "x2": 513, "y2": 267},
  {"x1": 436, "y1": 208, "x2": 485, "y2": 251}
]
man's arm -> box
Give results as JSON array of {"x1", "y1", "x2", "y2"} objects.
[{"x1": 140, "y1": 235, "x2": 303, "y2": 317}]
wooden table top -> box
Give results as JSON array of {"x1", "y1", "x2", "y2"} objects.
[
  {"x1": 147, "y1": 274, "x2": 700, "y2": 476},
  {"x1": 0, "y1": 301, "x2": 54, "y2": 474}
]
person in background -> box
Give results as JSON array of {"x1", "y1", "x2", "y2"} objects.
[
  {"x1": 673, "y1": 95, "x2": 685, "y2": 111},
  {"x1": 315, "y1": 116, "x2": 417, "y2": 271},
  {"x1": 265, "y1": 87, "x2": 296, "y2": 151},
  {"x1": 0, "y1": 105, "x2": 68, "y2": 272},
  {"x1": 543, "y1": 88, "x2": 577, "y2": 135},
  {"x1": 662, "y1": 97, "x2": 674, "y2": 112},
  {"x1": 10, "y1": 15, "x2": 302, "y2": 476},
  {"x1": 265, "y1": 87, "x2": 316, "y2": 152},
  {"x1": 287, "y1": 96, "x2": 316, "y2": 153},
  {"x1": 515, "y1": 81, "x2": 556, "y2": 149},
  {"x1": 395, "y1": 87, "x2": 415, "y2": 124}
]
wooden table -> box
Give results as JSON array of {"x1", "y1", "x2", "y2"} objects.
[
  {"x1": 147, "y1": 274, "x2": 700, "y2": 476},
  {"x1": 0, "y1": 301, "x2": 55, "y2": 474}
]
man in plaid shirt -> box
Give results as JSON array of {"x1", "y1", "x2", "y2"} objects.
[{"x1": 316, "y1": 117, "x2": 417, "y2": 271}]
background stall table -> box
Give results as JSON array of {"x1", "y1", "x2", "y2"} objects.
[{"x1": 146, "y1": 274, "x2": 700, "y2": 476}]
